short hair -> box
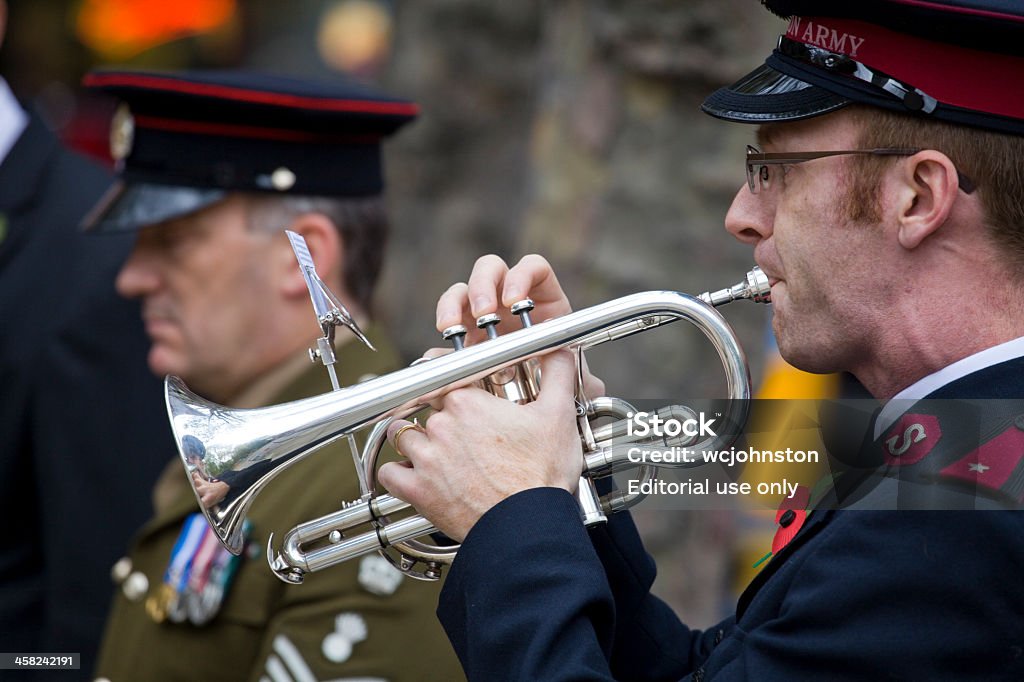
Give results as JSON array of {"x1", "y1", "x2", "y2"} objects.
[
  {"x1": 244, "y1": 194, "x2": 389, "y2": 314},
  {"x1": 845, "y1": 106, "x2": 1024, "y2": 270}
]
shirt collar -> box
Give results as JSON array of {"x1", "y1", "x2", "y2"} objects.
[
  {"x1": 0, "y1": 78, "x2": 29, "y2": 165},
  {"x1": 874, "y1": 335, "x2": 1024, "y2": 439}
]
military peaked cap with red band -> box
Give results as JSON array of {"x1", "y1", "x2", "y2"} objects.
[
  {"x1": 80, "y1": 69, "x2": 419, "y2": 232},
  {"x1": 702, "y1": 0, "x2": 1024, "y2": 136}
]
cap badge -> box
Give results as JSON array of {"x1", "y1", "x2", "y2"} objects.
[
  {"x1": 271, "y1": 167, "x2": 297, "y2": 191},
  {"x1": 109, "y1": 104, "x2": 135, "y2": 162}
]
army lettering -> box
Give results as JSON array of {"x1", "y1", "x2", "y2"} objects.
[{"x1": 787, "y1": 17, "x2": 865, "y2": 57}]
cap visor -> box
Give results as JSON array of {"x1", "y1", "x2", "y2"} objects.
[
  {"x1": 701, "y1": 62, "x2": 851, "y2": 123},
  {"x1": 82, "y1": 181, "x2": 226, "y2": 233}
]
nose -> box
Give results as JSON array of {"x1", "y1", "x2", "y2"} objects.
[
  {"x1": 724, "y1": 184, "x2": 774, "y2": 246},
  {"x1": 115, "y1": 235, "x2": 161, "y2": 300}
]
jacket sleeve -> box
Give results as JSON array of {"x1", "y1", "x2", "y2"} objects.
[
  {"x1": 591, "y1": 510, "x2": 726, "y2": 680},
  {"x1": 437, "y1": 488, "x2": 718, "y2": 681}
]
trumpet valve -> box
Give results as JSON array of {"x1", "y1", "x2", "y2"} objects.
[
  {"x1": 510, "y1": 299, "x2": 535, "y2": 327},
  {"x1": 476, "y1": 313, "x2": 501, "y2": 339},
  {"x1": 441, "y1": 324, "x2": 468, "y2": 351}
]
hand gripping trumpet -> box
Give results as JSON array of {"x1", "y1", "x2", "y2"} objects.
[{"x1": 167, "y1": 267, "x2": 770, "y2": 583}]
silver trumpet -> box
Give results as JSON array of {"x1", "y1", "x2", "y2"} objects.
[{"x1": 167, "y1": 268, "x2": 770, "y2": 583}]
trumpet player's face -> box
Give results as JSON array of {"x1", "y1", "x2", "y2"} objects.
[
  {"x1": 724, "y1": 112, "x2": 884, "y2": 375},
  {"x1": 115, "y1": 196, "x2": 282, "y2": 402}
]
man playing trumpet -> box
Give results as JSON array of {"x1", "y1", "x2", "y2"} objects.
[{"x1": 380, "y1": 1, "x2": 1024, "y2": 679}]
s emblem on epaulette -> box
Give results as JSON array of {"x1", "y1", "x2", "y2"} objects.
[
  {"x1": 883, "y1": 413, "x2": 941, "y2": 465},
  {"x1": 358, "y1": 554, "x2": 403, "y2": 596}
]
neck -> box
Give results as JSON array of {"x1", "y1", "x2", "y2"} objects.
[{"x1": 851, "y1": 264, "x2": 1024, "y2": 399}]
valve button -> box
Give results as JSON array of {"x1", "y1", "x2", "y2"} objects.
[
  {"x1": 441, "y1": 324, "x2": 468, "y2": 351},
  {"x1": 476, "y1": 313, "x2": 501, "y2": 339},
  {"x1": 511, "y1": 299, "x2": 535, "y2": 327}
]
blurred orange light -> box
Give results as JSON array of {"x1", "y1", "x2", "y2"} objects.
[
  {"x1": 317, "y1": 0, "x2": 392, "y2": 77},
  {"x1": 76, "y1": 0, "x2": 236, "y2": 60}
]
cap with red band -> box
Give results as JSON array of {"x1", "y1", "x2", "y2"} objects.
[
  {"x1": 701, "y1": 0, "x2": 1024, "y2": 136},
  {"x1": 80, "y1": 69, "x2": 418, "y2": 233}
]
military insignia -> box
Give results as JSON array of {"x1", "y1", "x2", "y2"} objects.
[
  {"x1": 109, "y1": 103, "x2": 135, "y2": 161},
  {"x1": 358, "y1": 554, "x2": 403, "y2": 596},
  {"x1": 256, "y1": 166, "x2": 297, "y2": 192},
  {"x1": 268, "y1": 635, "x2": 317, "y2": 681},
  {"x1": 122, "y1": 571, "x2": 149, "y2": 602},
  {"x1": 185, "y1": 529, "x2": 226, "y2": 625},
  {"x1": 151, "y1": 514, "x2": 249, "y2": 626},
  {"x1": 271, "y1": 166, "x2": 296, "y2": 191},
  {"x1": 110, "y1": 556, "x2": 132, "y2": 585},
  {"x1": 940, "y1": 421, "x2": 1024, "y2": 500},
  {"x1": 163, "y1": 514, "x2": 207, "y2": 623},
  {"x1": 883, "y1": 413, "x2": 941, "y2": 466},
  {"x1": 321, "y1": 613, "x2": 368, "y2": 664}
]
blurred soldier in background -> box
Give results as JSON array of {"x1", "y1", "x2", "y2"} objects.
[
  {"x1": 82, "y1": 69, "x2": 461, "y2": 681},
  {"x1": 0, "y1": 1, "x2": 171, "y2": 674}
]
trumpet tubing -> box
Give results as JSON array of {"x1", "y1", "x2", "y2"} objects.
[{"x1": 167, "y1": 267, "x2": 770, "y2": 582}]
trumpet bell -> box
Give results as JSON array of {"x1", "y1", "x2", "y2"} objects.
[{"x1": 166, "y1": 376, "x2": 358, "y2": 554}]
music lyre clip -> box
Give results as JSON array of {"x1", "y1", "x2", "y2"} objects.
[{"x1": 286, "y1": 230, "x2": 375, "y2": 391}]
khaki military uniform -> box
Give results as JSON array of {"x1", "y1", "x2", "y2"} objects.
[{"x1": 95, "y1": 331, "x2": 463, "y2": 682}]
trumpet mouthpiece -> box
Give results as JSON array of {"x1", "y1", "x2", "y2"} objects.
[{"x1": 699, "y1": 266, "x2": 771, "y2": 307}]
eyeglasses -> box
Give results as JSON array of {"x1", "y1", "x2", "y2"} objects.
[{"x1": 745, "y1": 145, "x2": 977, "y2": 195}]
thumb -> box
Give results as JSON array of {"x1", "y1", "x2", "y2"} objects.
[{"x1": 536, "y1": 350, "x2": 579, "y2": 407}]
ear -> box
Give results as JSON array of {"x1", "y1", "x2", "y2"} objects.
[
  {"x1": 893, "y1": 151, "x2": 960, "y2": 250},
  {"x1": 276, "y1": 212, "x2": 344, "y2": 300}
]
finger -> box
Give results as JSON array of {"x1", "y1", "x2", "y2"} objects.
[
  {"x1": 579, "y1": 353, "x2": 606, "y2": 399},
  {"x1": 419, "y1": 347, "x2": 451, "y2": 361},
  {"x1": 466, "y1": 254, "x2": 511, "y2": 319},
  {"x1": 387, "y1": 418, "x2": 429, "y2": 460},
  {"x1": 377, "y1": 460, "x2": 419, "y2": 504},
  {"x1": 436, "y1": 282, "x2": 469, "y2": 332},
  {"x1": 502, "y1": 254, "x2": 572, "y2": 317},
  {"x1": 535, "y1": 350, "x2": 582, "y2": 408}
]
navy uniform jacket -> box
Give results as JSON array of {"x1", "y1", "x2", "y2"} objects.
[
  {"x1": 0, "y1": 111, "x2": 171, "y2": 674},
  {"x1": 437, "y1": 357, "x2": 1024, "y2": 680}
]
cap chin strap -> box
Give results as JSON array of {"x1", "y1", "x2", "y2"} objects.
[{"x1": 778, "y1": 36, "x2": 938, "y2": 114}]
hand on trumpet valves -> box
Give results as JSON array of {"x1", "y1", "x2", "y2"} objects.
[
  {"x1": 433, "y1": 253, "x2": 605, "y2": 397},
  {"x1": 378, "y1": 351, "x2": 585, "y2": 542},
  {"x1": 435, "y1": 254, "x2": 573, "y2": 344}
]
